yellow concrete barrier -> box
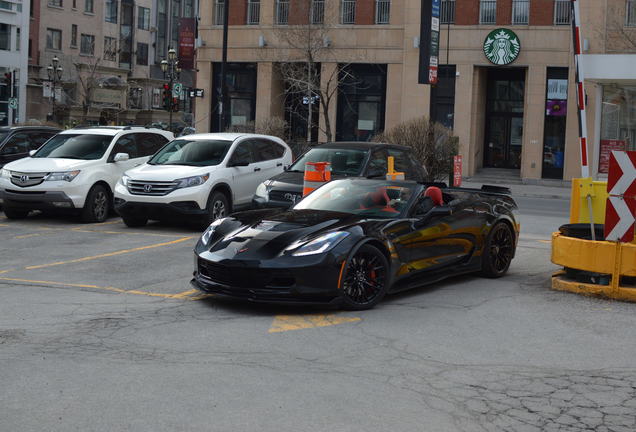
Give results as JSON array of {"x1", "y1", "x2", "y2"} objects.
[
  {"x1": 551, "y1": 232, "x2": 636, "y2": 301},
  {"x1": 569, "y1": 177, "x2": 609, "y2": 224}
]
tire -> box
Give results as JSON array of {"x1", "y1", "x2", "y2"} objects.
[
  {"x1": 80, "y1": 184, "x2": 110, "y2": 223},
  {"x1": 122, "y1": 215, "x2": 148, "y2": 228},
  {"x1": 205, "y1": 191, "x2": 229, "y2": 225},
  {"x1": 480, "y1": 222, "x2": 515, "y2": 278},
  {"x1": 3, "y1": 206, "x2": 29, "y2": 219},
  {"x1": 341, "y1": 244, "x2": 390, "y2": 310}
]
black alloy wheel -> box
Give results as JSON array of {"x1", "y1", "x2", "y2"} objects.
[
  {"x1": 81, "y1": 184, "x2": 110, "y2": 223},
  {"x1": 341, "y1": 244, "x2": 389, "y2": 310},
  {"x1": 481, "y1": 222, "x2": 514, "y2": 278}
]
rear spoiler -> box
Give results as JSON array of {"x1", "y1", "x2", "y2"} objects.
[{"x1": 481, "y1": 185, "x2": 511, "y2": 195}]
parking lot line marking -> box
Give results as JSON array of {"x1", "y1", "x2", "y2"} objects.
[
  {"x1": 0, "y1": 277, "x2": 209, "y2": 300},
  {"x1": 24, "y1": 236, "x2": 194, "y2": 271},
  {"x1": 92, "y1": 220, "x2": 122, "y2": 226},
  {"x1": 71, "y1": 228, "x2": 187, "y2": 238},
  {"x1": 0, "y1": 223, "x2": 8, "y2": 227},
  {"x1": 269, "y1": 314, "x2": 361, "y2": 333},
  {"x1": 538, "y1": 240, "x2": 551, "y2": 244},
  {"x1": 14, "y1": 233, "x2": 43, "y2": 239}
]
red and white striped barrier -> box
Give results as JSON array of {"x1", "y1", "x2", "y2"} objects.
[{"x1": 571, "y1": 0, "x2": 590, "y2": 178}]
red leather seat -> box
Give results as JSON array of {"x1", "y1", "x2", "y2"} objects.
[{"x1": 424, "y1": 186, "x2": 444, "y2": 206}]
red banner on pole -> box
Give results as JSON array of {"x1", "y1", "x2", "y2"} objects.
[
  {"x1": 179, "y1": 18, "x2": 196, "y2": 70},
  {"x1": 453, "y1": 155, "x2": 462, "y2": 187},
  {"x1": 599, "y1": 140, "x2": 626, "y2": 174}
]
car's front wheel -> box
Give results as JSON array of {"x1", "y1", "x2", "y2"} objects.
[
  {"x1": 480, "y1": 222, "x2": 514, "y2": 278},
  {"x1": 81, "y1": 184, "x2": 110, "y2": 223},
  {"x1": 206, "y1": 191, "x2": 229, "y2": 222},
  {"x1": 3, "y1": 206, "x2": 29, "y2": 219},
  {"x1": 341, "y1": 244, "x2": 389, "y2": 310}
]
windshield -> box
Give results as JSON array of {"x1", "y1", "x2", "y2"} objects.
[
  {"x1": 290, "y1": 148, "x2": 367, "y2": 176},
  {"x1": 148, "y1": 139, "x2": 232, "y2": 166},
  {"x1": 294, "y1": 179, "x2": 416, "y2": 219},
  {"x1": 34, "y1": 134, "x2": 113, "y2": 160}
]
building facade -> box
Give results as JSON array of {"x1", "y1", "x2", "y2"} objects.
[
  {"x1": 25, "y1": 0, "x2": 197, "y2": 129},
  {"x1": 195, "y1": 0, "x2": 634, "y2": 181},
  {"x1": 0, "y1": 0, "x2": 30, "y2": 126}
]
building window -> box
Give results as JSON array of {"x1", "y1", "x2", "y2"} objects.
[
  {"x1": 184, "y1": 0, "x2": 194, "y2": 17},
  {"x1": 46, "y1": 28, "x2": 62, "y2": 50},
  {"x1": 105, "y1": 0, "x2": 117, "y2": 23},
  {"x1": 341, "y1": 0, "x2": 355, "y2": 24},
  {"x1": 48, "y1": 0, "x2": 63, "y2": 7},
  {"x1": 136, "y1": 42, "x2": 148, "y2": 65},
  {"x1": 15, "y1": 27, "x2": 20, "y2": 51},
  {"x1": 171, "y1": 0, "x2": 181, "y2": 48},
  {"x1": 512, "y1": 0, "x2": 529, "y2": 24},
  {"x1": 375, "y1": 0, "x2": 390, "y2": 24},
  {"x1": 28, "y1": 38, "x2": 32, "y2": 57},
  {"x1": 84, "y1": 0, "x2": 93, "y2": 13},
  {"x1": 247, "y1": 0, "x2": 260, "y2": 24},
  {"x1": 440, "y1": 0, "x2": 455, "y2": 24},
  {"x1": 311, "y1": 0, "x2": 325, "y2": 24},
  {"x1": 0, "y1": 24, "x2": 10, "y2": 51},
  {"x1": 71, "y1": 24, "x2": 77, "y2": 47},
  {"x1": 80, "y1": 33, "x2": 94, "y2": 55},
  {"x1": 120, "y1": 0, "x2": 133, "y2": 67},
  {"x1": 275, "y1": 0, "x2": 289, "y2": 25},
  {"x1": 72, "y1": 0, "x2": 76, "y2": 8},
  {"x1": 157, "y1": 0, "x2": 167, "y2": 58},
  {"x1": 214, "y1": 0, "x2": 224, "y2": 25},
  {"x1": 627, "y1": 0, "x2": 636, "y2": 26},
  {"x1": 104, "y1": 36, "x2": 117, "y2": 61},
  {"x1": 138, "y1": 6, "x2": 150, "y2": 30},
  {"x1": 553, "y1": 0, "x2": 570, "y2": 24},
  {"x1": 480, "y1": 0, "x2": 496, "y2": 24},
  {"x1": 212, "y1": 63, "x2": 257, "y2": 132},
  {"x1": 542, "y1": 68, "x2": 568, "y2": 179}
]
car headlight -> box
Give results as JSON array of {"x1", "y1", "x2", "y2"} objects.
[
  {"x1": 175, "y1": 174, "x2": 209, "y2": 189},
  {"x1": 255, "y1": 182, "x2": 268, "y2": 200},
  {"x1": 120, "y1": 174, "x2": 130, "y2": 186},
  {"x1": 44, "y1": 170, "x2": 81, "y2": 182},
  {"x1": 0, "y1": 168, "x2": 10, "y2": 179},
  {"x1": 287, "y1": 231, "x2": 350, "y2": 257},
  {"x1": 201, "y1": 217, "x2": 225, "y2": 245}
]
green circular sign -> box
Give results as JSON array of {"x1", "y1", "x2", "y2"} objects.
[{"x1": 483, "y1": 28, "x2": 521, "y2": 65}]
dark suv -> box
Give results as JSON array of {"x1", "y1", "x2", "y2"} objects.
[
  {"x1": 252, "y1": 142, "x2": 426, "y2": 208},
  {"x1": 0, "y1": 126, "x2": 61, "y2": 168}
]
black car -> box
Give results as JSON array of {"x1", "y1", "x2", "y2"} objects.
[
  {"x1": 0, "y1": 126, "x2": 61, "y2": 168},
  {"x1": 252, "y1": 142, "x2": 426, "y2": 208},
  {"x1": 193, "y1": 178, "x2": 519, "y2": 310}
]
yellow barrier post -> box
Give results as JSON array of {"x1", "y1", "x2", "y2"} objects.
[{"x1": 386, "y1": 156, "x2": 405, "y2": 181}]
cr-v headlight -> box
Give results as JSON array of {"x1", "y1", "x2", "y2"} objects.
[
  {"x1": 175, "y1": 174, "x2": 210, "y2": 189},
  {"x1": 45, "y1": 170, "x2": 81, "y2": 182},
  {"x1": 286, "y1": 231, "x2": 350, "y2": 256}
]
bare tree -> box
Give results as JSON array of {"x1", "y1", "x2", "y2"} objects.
[
  {"x1": 273, "y1": 0, "x2": 355, "y2": 143},
  {"x1": 73, "y1": 56, "x2": 103, "y2": 123},
  {"x1": 600, "y1": 1, "x2": 636, "y2": 52}
]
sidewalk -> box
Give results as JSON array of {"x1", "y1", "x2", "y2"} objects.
[{"x1": 461, "y1": 180, "x2": 571, "y2": 200}]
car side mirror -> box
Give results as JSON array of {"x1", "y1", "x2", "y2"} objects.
[
  {"x1": 113, "y1": 153, "x2": 130, "y2": 162},
  {"x1": 29, "y1": 150, "x2": 37, "y2": 157},
  {"x1": 414, "y1": 205, "x2": 452, "y2": 228},
  {"x1": 228, "y1": 159, "x2": 249, "y2": 167}
]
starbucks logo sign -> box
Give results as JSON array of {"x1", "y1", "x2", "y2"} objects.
[{"x1": 483, "y1": 28, "x2": 521, "y2": 65}]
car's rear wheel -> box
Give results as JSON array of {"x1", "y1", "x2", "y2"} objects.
[
  {"x1": 341, "y1": 244, "x2": 389, "y2": 310},
  {"x1": 480, "y1": 222, "x2": 514, "y2": 278},
  {"x1": 3, "y1": 206, "x2": 29, "y2": 219},
  {"x1": 122, "y1": 215, "x2": 148, "y2": 228},
  {"x1": 81, "y1": 184, "x2": 110, "y2": 223}
]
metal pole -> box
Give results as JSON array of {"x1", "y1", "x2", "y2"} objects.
[
  {"x1": 571, "y1": 0, "x2": 590, "y2": 179},
  {"x1": 219, "y1": 0, "x2": 230, "y2": 132},
  {"x1": 169, "y1": 73, "x2": 173, "y2": 133},
  {"x1": 446, "y1": 5, "x2": 450, "y2": 66}
]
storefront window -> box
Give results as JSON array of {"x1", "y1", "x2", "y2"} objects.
[
  {"x1": 599, "y1": 85, "x2": 636, "y2": 173},
  {"x1": 542, "y1": 68, "x2": 568, "y2": 179}
]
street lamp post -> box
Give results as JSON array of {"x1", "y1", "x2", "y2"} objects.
[
  {"x1": 161, "y1": 48, "x2": 181, "y2": 133},
  {"x1": 46, "y1": 56, "x2": 64, "y2": 124}
]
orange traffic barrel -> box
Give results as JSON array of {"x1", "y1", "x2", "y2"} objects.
[{"x1": 303, "y1": 162, "x2": 332, "y2": 196}]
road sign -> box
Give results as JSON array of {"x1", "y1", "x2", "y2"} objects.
[
  {"x1": 8, "y1": 98, "x2": 17, "y2": 109},
  {"x1": 189, "y1": 88, "x2": 204, "y2": 98},
  {"x1": 604, "y1": 151, "x2": 636, "y2": 242},
  {"x1": 173, "y1": 83, "x2": 183, "y2": 98}
]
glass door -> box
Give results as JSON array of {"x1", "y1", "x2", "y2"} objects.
[{"x1": 484, "y1": 116, "x2": 523, "y2": 169}]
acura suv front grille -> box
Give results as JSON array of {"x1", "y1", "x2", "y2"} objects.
[{"x1": 9, "y1": 172, "x2": 48, "y2": 187}]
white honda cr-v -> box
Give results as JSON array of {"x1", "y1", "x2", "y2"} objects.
[
  {"x1": 113, "y1": 133, "x2": 292, "y2": 228},
  {"x1": 0, "y1": 126, "x2": 174, "y2": 222}
]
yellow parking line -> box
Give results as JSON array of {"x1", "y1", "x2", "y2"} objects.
[
  {"x1": 0, "y1": 223, "x2": 8, "y2": 227},
  {"x1": 538, "y1": 240, "x2": 551, "y2": 244},
  {"x1": 0, "y1": 277, "x2": 206, "y2": 300},
  {"x1": 25, "y1": 236, "x2": 194, "y2": 270},
  {"x1": 71, "y1": 228, "x2": 185, "y2": 238},
  {"x1": 14, "y1": 233, "x2": 42, "y2": 239},
  {"x1": 91, "y1": 220, "x2": 122, "y2": 226}
]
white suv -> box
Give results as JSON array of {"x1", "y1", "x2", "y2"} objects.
[
  {"x1": 0, "y1": 126, "x2": 174, "y2": 222},
  {"x1": 113, "y1": 133, "x2": 292, "y2": 227}
]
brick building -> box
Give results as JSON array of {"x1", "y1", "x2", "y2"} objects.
[{"x1": 195, "y1": 0, "x2": 635, "y2": 181}]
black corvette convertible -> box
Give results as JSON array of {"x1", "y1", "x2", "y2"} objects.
[{"x1": 192, "y1": 179, "x2": 519, "y2": 309}]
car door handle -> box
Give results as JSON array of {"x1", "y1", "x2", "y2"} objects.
[
  {"x1": 276, "y1": 162, "x2": 282, "y2": 167},
  {"x1": 254, "y1": 167, "x2": 261, "y2": 172}
]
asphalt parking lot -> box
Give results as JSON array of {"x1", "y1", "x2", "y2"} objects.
[{"x1": 2, "y1": 199, "x2": 636, "y2": 432}]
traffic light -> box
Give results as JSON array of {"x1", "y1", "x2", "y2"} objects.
[
  {"x1": 2, "y1": 72, "x2": 11, "y2": 86},
  {"x1": 162, "y1": 83, "x2": 172, "y2": 111}
]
